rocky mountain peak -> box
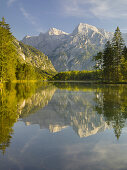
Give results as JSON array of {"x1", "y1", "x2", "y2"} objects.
[
  {"x1": 47, "y1": 28, "x2": 68, "y2": 35},
  {"x1": 24, "y1": 35, "x2": 31, "y2": 39},
  {"x1": 72, "y1": 23, "x2": 100, "y2": 35}
]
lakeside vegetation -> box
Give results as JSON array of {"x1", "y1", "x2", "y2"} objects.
[{"x1": 52, "y1": 70, "x2": 101, "y2": 81}]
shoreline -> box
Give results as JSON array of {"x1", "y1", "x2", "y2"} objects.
[
  {"x1": 1, "y1": 80, "x2": 127, "y2": 85},
  {"x1": 47, "y1": 80, "x2": 127, "y2": 84}
]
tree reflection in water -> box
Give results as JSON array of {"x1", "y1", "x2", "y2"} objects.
[
  {"x1": 0, "y1": 82, "x2": 56, "y2": 153},
  {"x1": 94, "y1": 85, "x2": 127, "y2": 139}
]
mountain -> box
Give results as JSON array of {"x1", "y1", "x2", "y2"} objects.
[
  {"x1": 22, "y1": 23, "x2": 114, "y2": 71},
  {"x1": 48, "y1": 28, "x2": 69, "y2": 36},
  {"x1": 14, "y1": 39, "x2": 56, "y2": 78},
  {"x1": 22, "y1": 28, "x2": 69, "y2": 60},
  {"x1": 19, "y1": 42, "x2": 56, "y2": 73}
]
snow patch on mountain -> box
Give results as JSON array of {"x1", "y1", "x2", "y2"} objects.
[{"x1": 47, "y1": 28, "x2": 69, "y2": 35}]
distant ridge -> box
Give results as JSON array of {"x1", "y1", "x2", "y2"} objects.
[{"x1": 22, "y1": 23, "x2": 127, "y2": 71}]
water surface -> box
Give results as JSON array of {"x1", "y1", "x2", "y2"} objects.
[{"x1": 0, "y1": 82, "x2": 127, "y2": 170}]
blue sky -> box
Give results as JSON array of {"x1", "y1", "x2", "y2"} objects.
[{"x1": 1, "y1": 0, "x2": 127, "y2": 40}]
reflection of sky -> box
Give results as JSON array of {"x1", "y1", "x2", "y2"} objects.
[{"x1": 1, "y1": 122, "x2": 127, "y2": 170}]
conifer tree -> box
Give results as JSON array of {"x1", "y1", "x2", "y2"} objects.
[
  {"x1": 102, "y1": 41, "x2": 114, "y2": 81},
  {"x1": 0, "y1": 17, "x2": 17, "y2": 82},
  {"x1": 112, "y1": 27, "x2": 124, "y2": 81}
]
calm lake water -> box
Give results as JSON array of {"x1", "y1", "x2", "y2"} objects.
[{"x1": 0, "y1": 82, "x2": 127, "y2": 170}]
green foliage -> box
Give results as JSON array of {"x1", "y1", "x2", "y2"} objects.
[
  {"x1": 112, "y1": 27, "x2": 124, "y2": 81},
  {"x1": 0, "y1": 17, "x2": 17, "y2": 82},
  {"x1": 16, "y1": 62, "x2": 36, "y2": 80},
  {"x1": 103, "y1": 41, "x2": 114, "y2": 81},
  {"x1": 52, "y1": 70, "x2": 102, "y2": 81}
]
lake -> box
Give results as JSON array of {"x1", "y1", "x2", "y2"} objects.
[{"x1": 0, "y1": 82, "x2": 127, "y2": 170}]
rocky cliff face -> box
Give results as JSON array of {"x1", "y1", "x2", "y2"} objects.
[
  {"x1": 22, "y1": 23, "x2": 114, "y2": 71},
  {"x1": 14, "y1": 39, "x2": 56, "y2": 73}
]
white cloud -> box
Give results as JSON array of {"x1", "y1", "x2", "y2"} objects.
[
  {"x1": 20, "y1": 6, "x2": 45, "y2": 33},
  {"x1": 62, "y1": 0, "x2": 92, "y2": 17},
  {"x1": 7, "y1": 0, "x2": 17, "y2": 7},
  {"x1": 20, "y1": 7, "x2": 36, "y2": 25},
  {"x1": 61, "y1": 0, "x2": 127, "y2": 19}
]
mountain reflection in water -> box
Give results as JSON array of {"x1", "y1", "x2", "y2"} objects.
[{"x1": 0, "y1": 82, "x2": 127, "y2": 153}]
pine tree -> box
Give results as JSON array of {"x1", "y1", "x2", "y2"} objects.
[
  {"x1": 0, "y1": 17, "x2": 17, "y2": 82},
  {"x1": 102, "y1": 41, "x2": 114, "y2": 81},
  {"x1": 112, "y1": 27, "x2": 124, "y2": 81}
]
